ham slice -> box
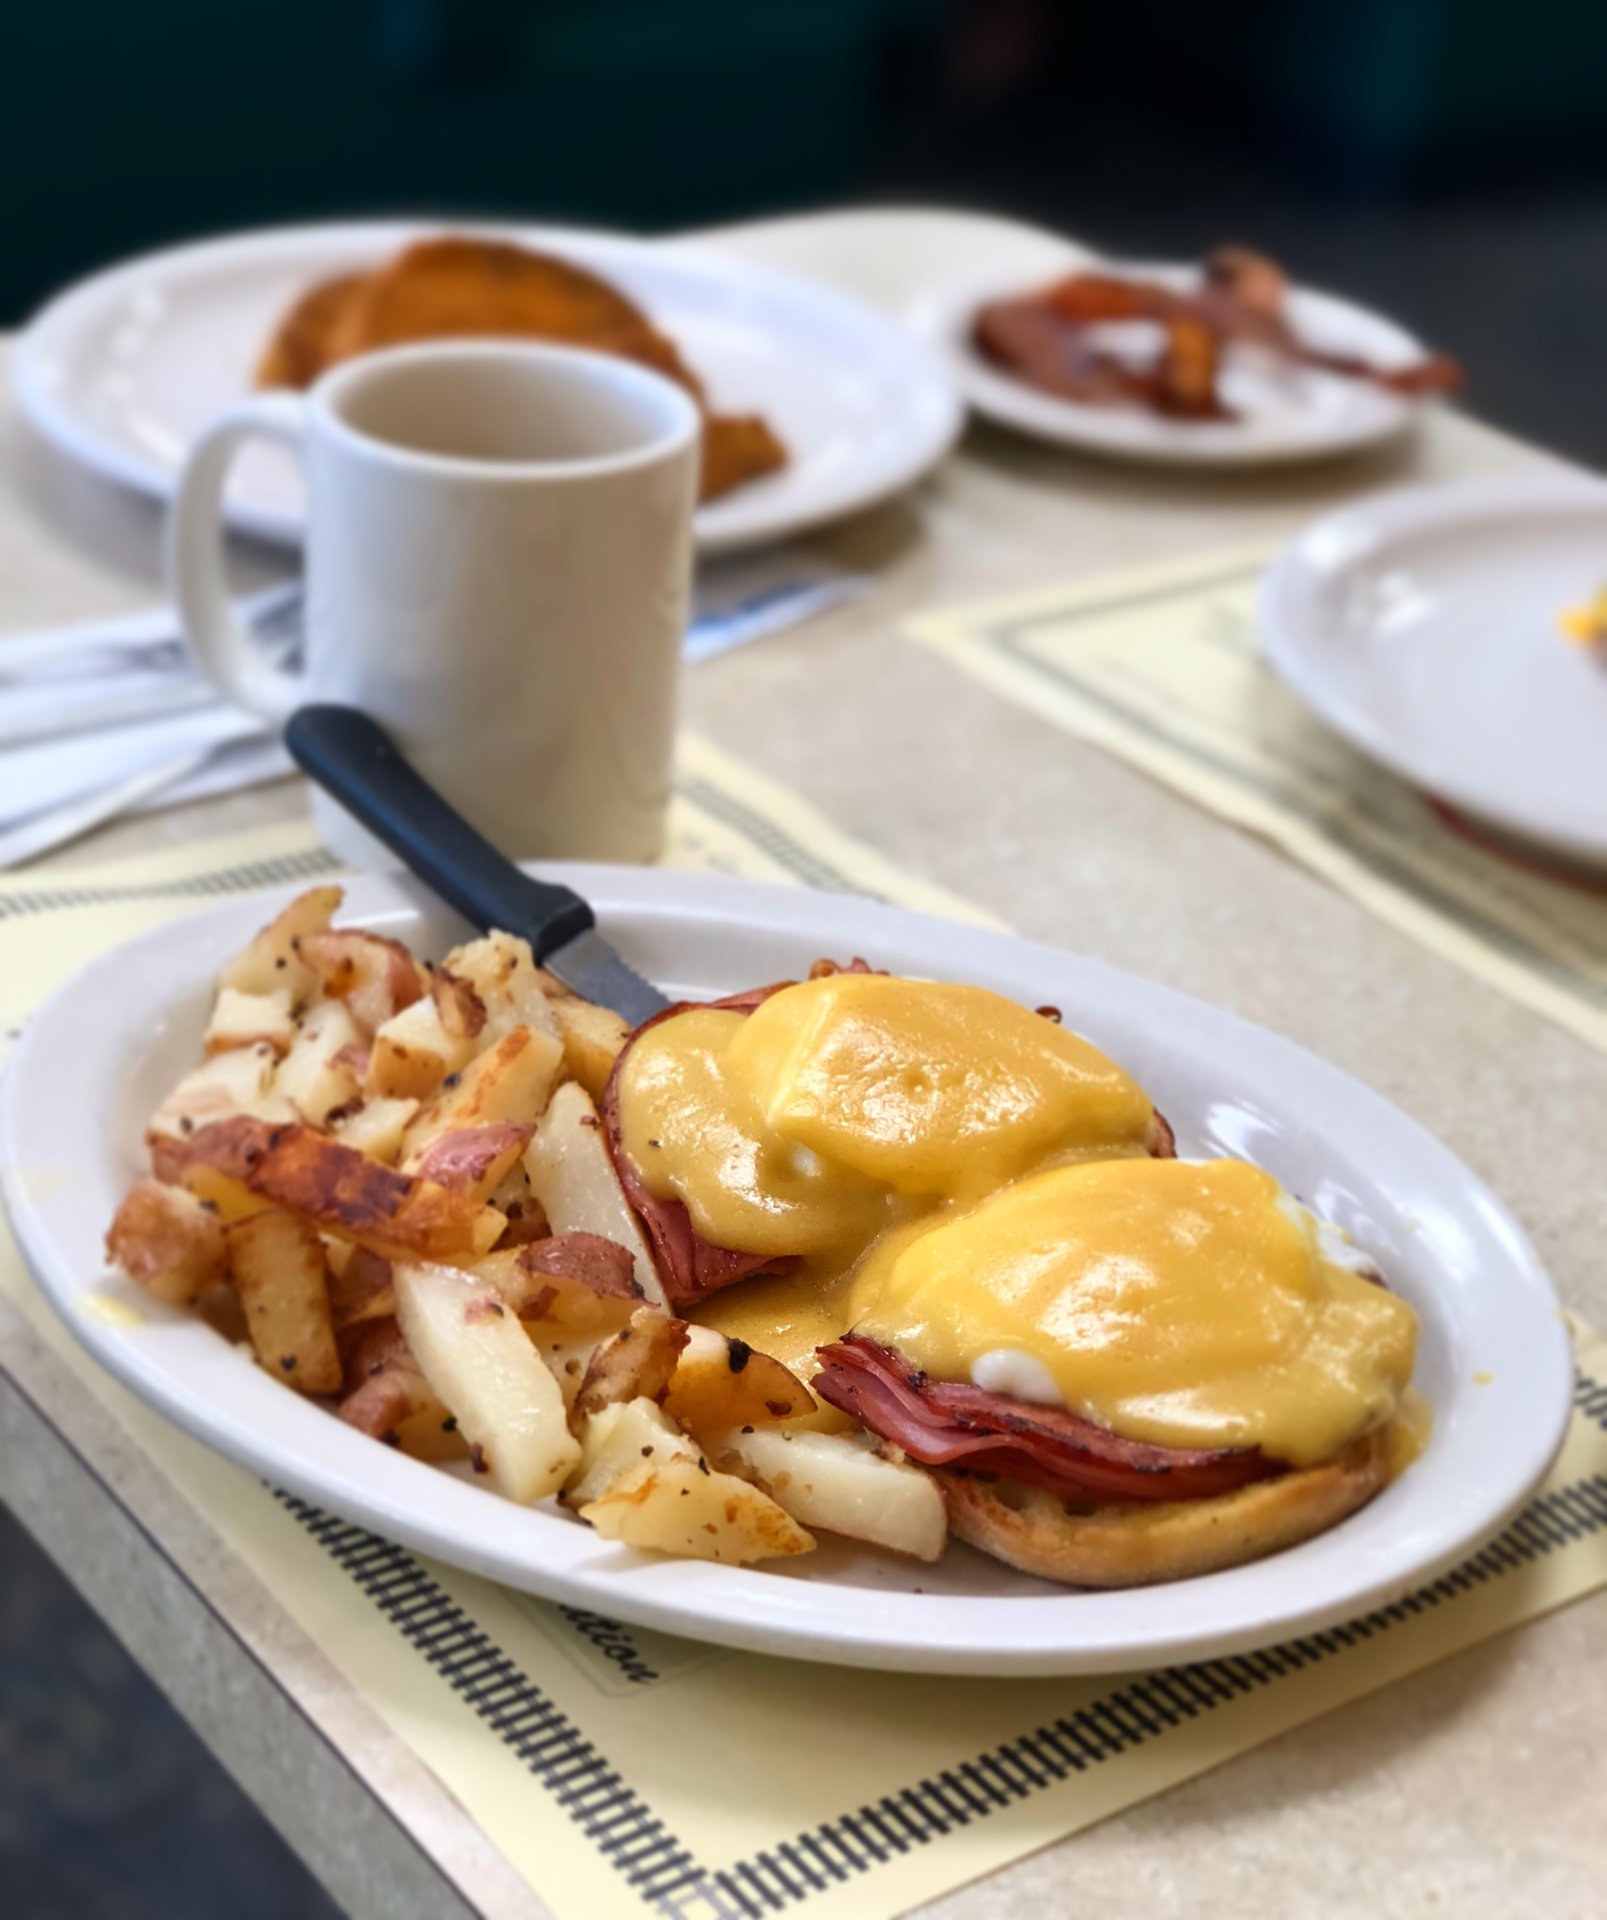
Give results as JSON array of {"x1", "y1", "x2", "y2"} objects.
[{"x1": 812, "y1": 1334, "x2": 1277, "y2": 1507}]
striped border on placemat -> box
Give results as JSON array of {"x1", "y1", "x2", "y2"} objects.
[{"x1": 268, "y1": 1372, "x2": 1607, "y2": 1920}]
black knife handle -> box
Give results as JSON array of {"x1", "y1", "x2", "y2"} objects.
[{"x1": 284, "y1": 704, "x2": 594, "y2": 956}]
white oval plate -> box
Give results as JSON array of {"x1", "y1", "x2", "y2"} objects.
[
  {"x1": 0, "y1": 868, "x2": 1571, "y2": 1674},
  {"x1": 14, "y1": 221, "x2": 962, "y2": 556},
  {"x1": 909, "y1": 256, "x2": 1438, "y2": 467},
  {"x1": 1262, "y1": 477, "x2": 1607, "y2": 868}
]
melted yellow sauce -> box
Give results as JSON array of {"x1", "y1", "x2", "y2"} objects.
[
  {"x1": 620, "y1": 974, "x2": 1419, "y2": 1464},
  {"x1": 849, "y1": 1160, "x2": 1418, "y2": 1466}
]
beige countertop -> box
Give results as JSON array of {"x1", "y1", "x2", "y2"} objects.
[{"x1": 0, "y1": 207, "x2": 1601, "y2": 1920}]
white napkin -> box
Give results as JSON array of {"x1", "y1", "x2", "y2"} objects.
[{"x1": 0, "y1": 554, "x2": 868, "y2": 853}]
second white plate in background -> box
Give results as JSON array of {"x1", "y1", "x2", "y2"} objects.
[
  {"x1": 1261, "y1": 477, "x2": 1607, "y2": 868},
  {"x1": 15, "y1": 221, "x2": 963, "y2": 555}
]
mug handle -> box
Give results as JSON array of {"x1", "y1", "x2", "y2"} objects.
[{"x1": 165, "y1": 391, "x2": 309, "y2": 724}]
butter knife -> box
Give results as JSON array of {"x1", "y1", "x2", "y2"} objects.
[{"x1": 284, "y1": 704, "x2": 669, "y2": 1027}]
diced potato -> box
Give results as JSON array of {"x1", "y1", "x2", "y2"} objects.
[
  {"x1": 148, "y1": 1044, "x2": 281, "y2": 1149},
  {"x1": 574, "y1": 1307, "x2": 688, "y2": 1419},
  {"x1": 476, "y1": 1238, "x2": 643, "y2": 1333},
  {"x1": 275, "y1": 998, "x2": 365, "y2": 1126},
  {"x1": 105, "y1": 1178, "x2": 227, "y2": 1305},
  {"x1": 367, "y1": 995, "x2": 473, "y2": 1102},
  {"x1": 298, "y1": 928, "x2": 427, "y2": 1034},
  {"x1": 485, "y1": 1164, "x2": 549, "y2": 1245},
  {"x1": 327, "y1": 1245, "x2": 395, "y2": 1328},
  {"x1": 181, "y1": 1117, "x2": 505, "y2": 1262},
  {"x1": 400, "y1": 1027, "x2": 563, "y2": 1166},
  {"x1": 331, "y1": 1096, "x2": 419, "y2": 1165},
  {"x1": 442, "y1": 932, "x2": 559, "y2": 1045},
  {"x1": 547, "y1": 996, "x2": 630, "y2": 1102},
  {"x1": 706, "y1": 1426, "x2": 947, "y2": 1563},
  {"x1": 662, "y1": 1324, "x2": 816, "y2": 1438},
  {"x1": 178, "y1": 1162, "x2": 273, "y2": 1223},
  {"x1": 429, "y1": 966, "x2": 486, "y2": 1045},
  {"x1": 530, "y1": 1331, "x2": 608, "y2": 1411},
  {"x1": 393, "y1": 1260, "x2": 579, "y2": 1502},
  {"x1": 410, "y1": 1122, "x2": 533, "y2": 1204},
  {"x1": 218, "y1": 886, "x2": 343, "y2": 1003},
  {"x1": 226, "y1": 1210, "x2": 342, "y2": 1394},
  {"x1": 563, "y1": 1396, "x2": 698, "y2": 1508},
  {"x1": 579, "y1": 1455, "x2": 814, "y2": 1564},
  {"x1": 523, "y1": 1082, "x2": 662, "y2": 1304},
  {"x1": 204, "y1": 987, "x2": 296, "y2": 1058},
  {"x1": 338, "y1": 1316, "x2": 464, "y2": 1462}
]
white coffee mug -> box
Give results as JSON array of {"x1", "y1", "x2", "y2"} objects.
[{"x1": 167, "y1": 340, "x2": 700, "y2": 865}]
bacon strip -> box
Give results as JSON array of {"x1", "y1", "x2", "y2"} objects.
[
  {"x1": 813, "y1": 1334, "x2": 1277, "y2": 1507},
  {"x1": 976, "y1": 249, "x2": 1460, "y2": 423}
]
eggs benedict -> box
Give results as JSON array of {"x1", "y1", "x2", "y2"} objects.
[
  {"x1": 603, "y1": 963, "x2": 1421, "y2": 1585},
  {"x1": 603, "y1": 962, "x2": 1173, "y2": 1323},
  {"x1": 814, "y1": 1157, "x2": 1417, "y2": 1584}
]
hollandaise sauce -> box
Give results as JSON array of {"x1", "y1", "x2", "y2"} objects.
[{"x1": 615, "y1": 973, "x2": 1418, "y2": 1465}]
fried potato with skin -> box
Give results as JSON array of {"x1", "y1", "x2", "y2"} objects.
[
  {"x1": 411, "y1": 1122, "x2": 533, "y2": 1204},
  {"x1": 476, "y1": 1239, "x2": 642, "y2": 1333},
  {"x1": 532, "y1": 1331, "x2": 609, "y2": 1411},
  {"x1": 367, "y1": 994, "x2": 473, "y2": 1101},
  {"x1": 547, "y1": 996, "x2": 630, "y2": 1103},
  {"x1": 579, "y1": 1455, "x2": 814, "y2": 1564},
  {"x1": 706, "y1": 1425, "x2": 947, "y2": 1562},
  {"x1": 331, "y1": 1095, "x2": 419, "y2": 1165},
  {"x1": 327, "y1": 1245, "x2": 395, "y2": 1329},
  {"x1": 393, "y1": 1260, "x2": 579, "y2": 1501},
  {"x1": 429, "y1": 966, "x2": 486, "y2": 1046},
  {"x1": 573, "y1": 1307, "x2": 689, "y2": 1421},
  {"x1": 204, "y1": 987, "x2": 296, "y2": 1059},
  {"x1": 484, "y1": 1164, "x2": 550, "y2": 1246},
  {"x1": 400, "y1": 1026, "x2": 563, "y2": 1166},
  {"x1": 218, "y1": 886, "x2": 343, "y2": 1003},
  {"x1": 662, "y1": 1324, "x2": 815, "y2": 1438},
  {"x1": 179, "y1": 1116, "x2": 505, "y2": 1261},
  {"x1": 562, "y1": 1395, "x2": 698, "y2": 1508},
  {"x1": 440, "y1": 933, "x2": 559, "y2": 1046},
  {"x1": 524, "y1": 1082, "x2": 662, "y2": 1303},
  {"x1": 106, "y1": 1178, "x2": 228, "y2": 1305},
  {"x1": 275, "y1": 997, "x2": 364, "y2": 1127},
  {"x1": 338, "y1": 1317, "x2": 465, "y2": 1462},
  {"x1": 298, "y1": 929, "x2": 427, "y2": 1035},
  {"x1": 227, "y1": 1210, "x2": 342, "y2": 1394},
  {"x1": 147, "y1": 1044, "x2": 286, "y2": 1167}
]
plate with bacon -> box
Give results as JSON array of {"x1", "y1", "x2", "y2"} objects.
[
  {"x1": 16, "y1": 221, "x2": 962, "y2": 554},
  {"x1": 910, "y1": 246, "x2": 1460, "y2": 467},
  {"x1": 1, "y1": 867, "x2": 1569, "y2": 1673}
]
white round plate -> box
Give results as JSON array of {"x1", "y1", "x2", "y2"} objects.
[
  {"x1": 0, "y1": 868, "x2": 1570, "y2": 1674},
  {"x1": 14, "y1": 221, "x2": 962, "y2": 555},
  {"x1": 1262, "y1": 477, "x2": 1607, "y2": 868},
  {"x1": 909, "y1": 255, "x2": 1439, "y2": 467}
]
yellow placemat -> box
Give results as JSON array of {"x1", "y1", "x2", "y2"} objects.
[
  {"x1": 909, "y1": 547, "x2": 1607, "y2": 1056},
  {"x1": 3, "y1": 731, "x2": 1605, "y2": 1920}
]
